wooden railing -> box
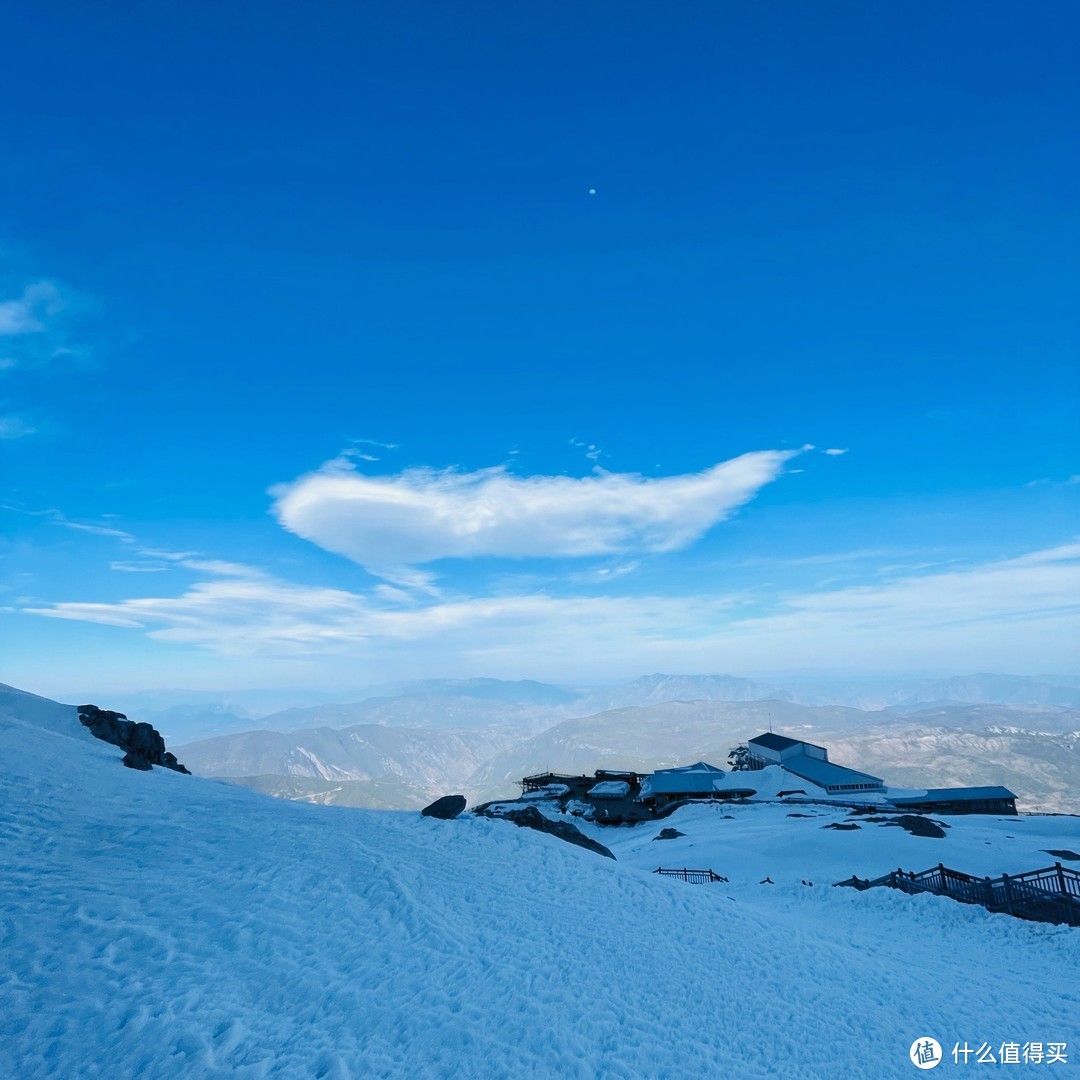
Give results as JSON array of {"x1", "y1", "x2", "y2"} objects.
[
  {"x1": 836, "y1": 862, "x2": 1080, "y2": 928},
  {"x1": 654, "y1": 867, "x2": 728, "y2": 884}
]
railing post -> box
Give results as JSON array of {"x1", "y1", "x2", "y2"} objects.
[
  {"x1": 1057, "y1": 862, "x2": 1067, "y2": 896},
  {"x1": 1002, "y1": 873, "x2": 1013, "y2": 915}
]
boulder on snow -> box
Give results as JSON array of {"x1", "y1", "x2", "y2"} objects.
[
  {"x1": 77, "y1": 705, "x2": 191, "y2": 774},
  {"x1": 861, "y1": 813, "x2": 949, "y2": 839},
  {"x1": 1043, "y1": 849, "x2": 1080, "y2": 861},
  {"x1": 422, "y1": 795, "x2": 467, "y2": 819},
  {"x1": 889, "y1": 815, "x2": 948, "y2": 839},
  {"x1": 653, "y1": 828, "x2": 685, "y2": 841}
]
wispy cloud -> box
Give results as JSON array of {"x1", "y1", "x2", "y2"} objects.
[
  {"x1": 348, "y1": 437, "x2": 399, "y2": 450},
  {"x1": 0, "y1": 280, "x2": 92, "y2": 372},
  {"x1": 24, "y1": 540, "x2": 1080, "y2": 674},
  {"x1": 823, "y1": 448, "x2": 848, "y2": 456},
  {"x1": 137, "y1": 548, "x2": 199, "y2": 561},
  {"x1": 57, "y1": 520, "x2": 135, "y2": 541},
  {"x1": 735, "y1": 547, "x2": 918, "y2": 569},
  {"x1": 270, "y1": 449, "x2": 804, "y2": 575},
  {"x1": 570, "y1": 437, "x2": 603, "y2": 462},
  {"x1": 1, "y1": 502, "x2": 135, "y2": 541},
  {"x1": 0, "y1": 413, "x2": 36, "y2": 439},
  {"x1": 1027, "y1": 474, "x2": 1080, "y2": 488}
]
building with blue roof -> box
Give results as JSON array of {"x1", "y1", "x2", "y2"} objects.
[
  {"x1": 747, "y1": 733, "x2": 883, "y2": 793},
  {"x1": 642, "y1": 762, "x2": 756, "y2": 806},
  {"x1": 888, "y1": 786, "x2": 1017, "y2": 815}
]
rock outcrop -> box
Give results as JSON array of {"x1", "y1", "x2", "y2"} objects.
[
  {"x1": 422, "y1": 794, "x2": 467, "y2": 819},
  {"x1": 77, "y1": 705, "x2": 191, "y2": 774},
  {"x1": 476, "y1": 804, "x2": 615, "y2": 860}
]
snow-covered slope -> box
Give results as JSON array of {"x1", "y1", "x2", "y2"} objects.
[{"x1": 1, "y1": 685, "x2": 1077, "y2": 1079}]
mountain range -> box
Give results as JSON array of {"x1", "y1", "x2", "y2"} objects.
[
  {"x1": 94, "y1": 671, "x2": 1080, "y2": 743},
  {"x1": 174, "y1": 689, "x2": 1080, "y2": 814}
]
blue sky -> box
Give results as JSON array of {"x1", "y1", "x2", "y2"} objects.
[{"x1": 2, "y1": 1, "x2": 1077, "y2": 697}]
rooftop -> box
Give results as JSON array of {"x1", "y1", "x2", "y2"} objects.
[
  {"x1": 749, "y1": 732, "x2": 827, "y2": 754},
  {"x1": 781, "y1": 756, "x2": 883, "y2": 790},
  {"x1": 890, "y1": 786, "x2": 1017, "y2": 804}
]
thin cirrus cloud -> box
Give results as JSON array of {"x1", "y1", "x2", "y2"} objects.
[
  {"x1": 0, "y1": 414, "x2": 36, "y2": 439},
  {"x1": 270, "y1": 449, "x2": 804, "y2": 574},
  {"x1": 0, "y1": 280, "x2": 89, "y2": 371},
  {"x1": 25, "y1": 540, "x2": 1080, "y2": 672}
]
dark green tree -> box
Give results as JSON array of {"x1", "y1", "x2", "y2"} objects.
[{"x1": 727, "y1": 744, "x2": 752, "y2": 771}]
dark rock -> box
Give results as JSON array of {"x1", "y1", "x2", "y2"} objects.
[
  {"x1": 823, "y1": 822, "x2": 861, "y2": 831},
  {"x1": 787, "y1": 813, "x2": 815, "y2": 818},
  {"x1": 1043, "y1": 849, "x2": 1080, "y2": 861},
  {"x1": 421, "y1": 794, "x2": 467, "y2": 820},
  {"x1": 478, "y1": 805, "x2": 615, "y2": 860},
  {"x1": 77, "y1": 704, "x2": 191, "y2": 774},
  {"x1": 653, "y1": 828, "x2": 685, "y2": 841},
  {"x1": 878, "y1": 815, "x2": 948, "y2": 839}
]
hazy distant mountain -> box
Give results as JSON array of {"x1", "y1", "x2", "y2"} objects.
[
  {"x1": 772, "y1": 673, "x2": 1080, "y2": 710},
  {"x1": 545, "y1": 671, "x2": 1080, "y2": 715},
  {"x1": 823, "y1": 722, "x2": 1080, "y2": 814},
  {"x1": 224, "y1": 774, "x2": 434, "y2": 810},
  {"x1": 106, "y1": 687, "x2": 342, "y2": 719},
  {"x1": 257, "y1": 694, "x2": 563, "y2": 734},
  {"x1": 572, "y1": 674, "x2": 791, "y2": 713},
  {"x1": 72, "y1": 672, "x2": 1080, "y2": 742},
  {"x1": 178, "y1": 722, "x2": 524, "y2": 802},
  {"x1": 368, "y1": 678, "x2": 581, "y2": 707},
  {"x1": 121, "y1": 703, "x2": 253, "y2": 742},
  {"x1": 891, "y1": 674, "x2": 1080, "y2": 711},
  {"x1": 887, "y1": 703, "x2": 1080, "y2": 733}
]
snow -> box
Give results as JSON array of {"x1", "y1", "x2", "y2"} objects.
[
  {"x1": 521, "y1": 783, "x2": 570, "y2": 800},
  {"x1": 573, "y1": 799, "x2": 1080, "y2": 891},
  {"x1": 1, "y1": 685, "x2": 1078, "y2": 1079},
  {"x1": 587, "y1": 780, "x2": 630, "y2": 798}
]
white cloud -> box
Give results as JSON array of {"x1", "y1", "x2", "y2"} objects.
[
  {"x1": 137, "y1": 548, "x2": 199, "y2": 561},
  {"x1": 177, "y1": 558, "x2": 264, "y2": 578},
  {"x1": 270, "y1": 450, "x2": 802, "y2": 572},
  {"x1": 0, "y1": 280, "x2": 90, "y2": 371},
  {"x1": 348, "y1": 438, "x2": 399, "y2": 450},
  {"x1": 0, "y1": 282, "x2": 59, "y2": 335},
  {"x1": 570, "y1": 437, "x2": 603, "y2": 462},
  {"x1": 56, "y1": 520, "x2": 135, "y2": 541},
  {"x1": 24, "y1": 540, "x2": 1080, "y2": 676},
  {"x1": 823, "y1": 448, "x2": 848, "y2": 456},
  {"x1": 0, "y1": 414, "x2": 36, "y2": 439},
  {"x1": 1, "y1": 503, "x2": 137, "y2": 541}
]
